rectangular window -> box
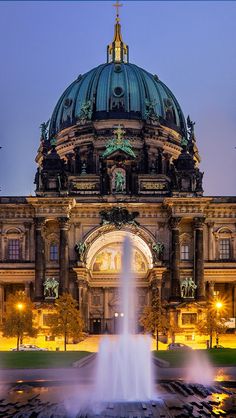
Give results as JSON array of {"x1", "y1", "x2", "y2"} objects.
[
  {"x1": 181, "y1": 245, "x2": 189, "y2": 260},
  {"x1": 50, "y1": 244, "x2": 59, "y2": 261},
  {"x1": 182, "y1": 313, "x2": 197, "y2": 325},
  {"x1": 8, "y1": 239, "x2": 20, "y2": 260},
  {"x1": 219, "y1": 239, "x2": 230, "y2": 260}
]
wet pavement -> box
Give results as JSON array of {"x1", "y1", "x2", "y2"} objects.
[
  {"x1": 0, "y1": 357, "x2": 236, "y2": 417},
  {"x1": 0, "y1": 380, "x2": 236, "y2": 417}
]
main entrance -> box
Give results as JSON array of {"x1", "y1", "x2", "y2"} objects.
[{"x1": 79, "y1": 228, "x2": 155, "y2": 334}]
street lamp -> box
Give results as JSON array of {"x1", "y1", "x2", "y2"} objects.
[
  {"x1": 16, "y1": 303, "x2": 24, "y2": 311},
  {"x1": 15, "y1": 302, "x2": 25, "y2": 350},
  {"x1": 215, "y1": 300, "x2": 223, "y2": 347}
]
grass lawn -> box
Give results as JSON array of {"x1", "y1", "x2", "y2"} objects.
[
  {"x1": 0, "y1": 351, "x2": 92, "y2": 369},
  {"x1": 153, "y1": 348, "x2": 236, "y2": 367}
]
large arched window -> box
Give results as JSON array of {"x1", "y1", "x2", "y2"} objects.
[
  {"x1": 215, "y1": 227, "x2": 234, "y2": 261},
  {"x1": 4, "y1": 228, "x2": 23, "y2": 261}
]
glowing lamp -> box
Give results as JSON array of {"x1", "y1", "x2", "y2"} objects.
[{"x1": 215, "y1": 301, "x2": 223, "y2": 310}]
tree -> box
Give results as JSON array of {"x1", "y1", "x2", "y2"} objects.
[
  {"x1": 197, "y1": 299, "x2": 229, "y2": 348},
  {"x1": 139, "y1": 287, "x2": 169, "y2": 351},
  {"x1": 2, "y1": 291, "x2": 37, "y2": 350},
  {"x1": 48, "y1": 293, "x2": 84, "y2": 351}
]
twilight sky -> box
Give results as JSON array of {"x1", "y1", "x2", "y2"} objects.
[{"x1": 0, "y1": 1, "x2": 235, "y2": 196}]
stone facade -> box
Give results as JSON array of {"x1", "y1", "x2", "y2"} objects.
[{"x1": 0, "y1": 195, "x2": 235, "y2": 335}]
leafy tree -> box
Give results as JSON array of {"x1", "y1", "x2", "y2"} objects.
[
  {"x1": 139, "y1": 287, "x2": 169, "y2": 350},
  {"x1": 2, "y1": 291, "x2": 37, "y2": 350},
  {"x1": 197, "y1": 299, "x2": 229, "y2": 348},
  {"x1": 48, "y1": 293, "x2": 84, "y2": 351}
]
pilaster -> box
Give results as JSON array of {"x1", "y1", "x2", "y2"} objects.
[
  {"x1": 194, "y1": 217, "x2": 205, "y2": 300},
  {"x1": 34, "y1": 217, "x2": 45, "y2": 299},
  {"x1": 59, "y1": 217, "x2": 70, "y2": 293},
  {"x1": 169, "y1": 216, "x2": 181, "y2": 301}
]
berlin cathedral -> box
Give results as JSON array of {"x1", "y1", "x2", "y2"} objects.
[{"x1": 0, "y1": 6, "x2": 235, "y2": 337}]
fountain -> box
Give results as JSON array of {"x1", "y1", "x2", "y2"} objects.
[{"x1": 93, "y1": 236, "x2": 155, "y2": 404}]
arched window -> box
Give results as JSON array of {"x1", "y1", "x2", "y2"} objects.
[
  {"x1": 215, "y1": 227, "x2": 234, "y2": 261},
  {"x1": 49, "y1": 243, "x2": 59, "y2": 261},
  {"x1": 219, "y1": 238, "x2": 230, "y2": 260}
]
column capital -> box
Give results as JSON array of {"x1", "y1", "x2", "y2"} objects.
[
  {"x1": 59, "y1": 217, "x2": 70, "y2": 229},
  {"x1": 34, "y1": 217, "x2": 45, "y2": 229},
  {"x1": 77, "y1": 279, "x2": 87, "y2": 287},
  {"x1": 193, "y1": 217, "x2": 206, "y2": 229},
  {"x1": 168, "y1": 216, "x2": 181, "y2": 230}
]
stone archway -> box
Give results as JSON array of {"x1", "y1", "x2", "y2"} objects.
[{"x1": 78, "y1": 226, "x2": 155, "y2": 334}]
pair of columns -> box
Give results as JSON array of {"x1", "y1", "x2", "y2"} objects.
[
  {"x1": 169, "y1": 216, "x2": 205, "y2": 301},
  {"x1": 34, "y1": 217, "x2": 70, "y2": 299}
]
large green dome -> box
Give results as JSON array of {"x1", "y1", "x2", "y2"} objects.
[{"x1": 49, "y1": 62, "x2": 186, "y2": 137}]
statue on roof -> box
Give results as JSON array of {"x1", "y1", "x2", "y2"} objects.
[
  {"x1": 187, "y1": 115, "x2": 196, "y2": 140},
  {"x1": 79, "y1": 100, "x2": 93, "y2": 121},
  {"x1": 40, "y1": 120, "x2": 50, "y2": 141},
  {"x1": 145, "y1": 99, "x2": 159, "y2": 121}
]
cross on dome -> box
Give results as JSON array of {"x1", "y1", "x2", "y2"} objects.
[{"x1": 113, "y1": 1, "x2": 123, "y2": 22}]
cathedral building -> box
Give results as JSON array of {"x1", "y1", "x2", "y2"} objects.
[{"x1": 0, "y1": 8, "x2": 235, "y2": 337}]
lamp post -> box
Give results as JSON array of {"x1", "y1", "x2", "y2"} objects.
[
  {"x1": 114, "y1": 312, "x2": 124, "y2": 334},
  {"x1": 215, "y1": 301, "x2": 223, "y2": 348},
  {"x1": 15, "y1": 302, "x2": 24, "y2": 350}
]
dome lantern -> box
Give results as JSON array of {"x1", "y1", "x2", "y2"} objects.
[{"x1": 107, "y1": 1, "x2": 129, "y2": 63}]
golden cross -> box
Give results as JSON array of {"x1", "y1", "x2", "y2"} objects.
[
  {"x1": 113, "y1": 125, "x2": 126, "y2": 143},
  {"x1": 113, "y1": 0, "x2": 123, "y2": 19}
]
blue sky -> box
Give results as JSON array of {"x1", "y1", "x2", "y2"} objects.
[{"x1": 0, "y1": 1, "x2": 235, "y2": 196}]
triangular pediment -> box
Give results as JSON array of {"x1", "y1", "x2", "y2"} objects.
[{"x1": 103, "y1": 147, "x2": 135, "y2": 160}]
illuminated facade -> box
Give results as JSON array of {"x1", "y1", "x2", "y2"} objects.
[{"x1": 0, "y1": 8, "x2": 236, "y2": 336}]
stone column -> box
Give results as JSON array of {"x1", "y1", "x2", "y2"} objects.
[
  {"x1": 24, "y1": 222, "x2": 32, "y2": 261},
  {"x1": 194, "y1": 217, "x2": 206, "y2": 300},
  {"x1": 59, "y1": 217, "x2": 70, "y2": 293},
  {"x1": 34, "y1": 217, "x2": 45, "y2": 299},
  {"x1": 77, "y1": 279, "x2": 88, "y2": 330},
  {"x1": 233, "y1": 283, "x2": 236, "y2": 320},
  {"x1": 103, "y1": 287, "x2": 109, "y2": 320},
  {"x1": 207, "y1": 221, "x2": 214, "y2": 261},
  {"x1": 0, "y1": 284, "x2": 4, "y2": 323},
  {"x1": 25, "y1": 281, "x2": 31, "y2": 298},
  {"x1": 169, "y1": 217, "x2": 181, "y2": 301}
]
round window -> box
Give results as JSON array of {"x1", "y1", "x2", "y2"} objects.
[
  {"x1": 114, "y1": 64, "x2": 122, "y2": 73},
  {"x1": 113, "y1": 87, "x2": 124, "y2": 97}
]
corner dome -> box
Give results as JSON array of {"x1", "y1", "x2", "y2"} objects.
[{"x1": 49, "y1": 62, "x2": 186, "y2": 137}]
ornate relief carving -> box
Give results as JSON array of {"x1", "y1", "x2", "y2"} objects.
[{"x1": 99, "y1": 207, "x2": 139, "y2": 229}]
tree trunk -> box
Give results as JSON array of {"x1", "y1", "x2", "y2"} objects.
[
  {"x1": 209, "y1": 332, "x2": 213, "y2": 349},
  {"x1": 156, "y1": 330, "x2": 159, "y2": 351},
  {"x1": 17, "y1": 334, "x2": 20, "y2": 351},
  {"x1": 64, "y1": 332, "x2": 67, "y2": 351}
]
